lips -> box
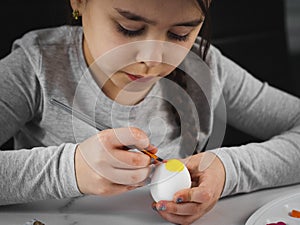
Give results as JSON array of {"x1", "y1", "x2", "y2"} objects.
[
  {"x1": 127, "y1": 73, "x2": 143, "y2": 81},
  {"x1": 125, "y1": 73, "x2": 155, "y2": 82}
]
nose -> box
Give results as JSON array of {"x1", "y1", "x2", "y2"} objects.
[{"x1": 136, "y1": 40, "x2": 163, "y2": 67}]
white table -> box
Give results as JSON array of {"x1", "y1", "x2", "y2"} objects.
[{"x1": 1, "y1": 184, "x2": 300, "y2": 225}]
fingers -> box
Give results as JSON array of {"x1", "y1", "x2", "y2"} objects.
[
  {"x1": 76, "y1": 127, "x2": 158, "y2": 197},
  {"x1": 99, "y1": 127, "x2": 150, "y2": 150},
  {"x1": 75, "y1": 147, "x2": 141, "y2": 195},
  {"x1": 90, "y1": 161, "x2": 155, "y2": 185},
  {"x1": 181, "y1": 152, "x2": 217, "y2": 173},
  {"x1": 151, "y1": 188, "x2": 216, "y2": 225},
  {"x1": 79, "y1": 127, "x2": 155, "y2": 169},
  {"x1": 99, "y1": 127, "x2": 157, "y2": 168},
  {"x1": 173, "y1": 187, "x2": 212, "y2": 204},
  {"x1": 90, "y1": 176, "x2": 141, "y2": 196},
  {"x1": 105, "y1": 148, "x2": 153, "y2": 169},
  {"x1": 144, "y1": 144, "x2": 158, "y2": 154},
  {"x1": 180, "y1": 155, "x2": 199, "y2": 174},
  {"x1": 150, "y1": 154, "x2": 226, "y2": 224},
  {"x1": 152, "y1": 201, "x2": 205, "y2": 225},
  {"x1": 153, "y1": 201, "x2": 199, "y2": 216}
]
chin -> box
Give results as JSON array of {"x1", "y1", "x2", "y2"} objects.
[{"x1": 119, "y1": 80, "x2": 156, "y2": 93}]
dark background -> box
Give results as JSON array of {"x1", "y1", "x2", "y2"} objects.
[
  {"x1": 0, "y1": 0, "x2": 299, "y2": 149},
  {"x1": 208, "y1": 0, "x2": 300, "y2": 146}
]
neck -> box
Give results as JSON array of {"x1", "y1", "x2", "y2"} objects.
[{"x1": 108, "y1": 86, "x2": 154, "y2": 105}]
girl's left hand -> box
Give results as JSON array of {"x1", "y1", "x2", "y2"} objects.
[{"x1": 151, "y1": 152, "x2": 226, "y2": 225}]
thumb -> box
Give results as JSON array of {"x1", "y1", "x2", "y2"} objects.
[{"x1": 181, "y1": 152, "x2": 218, "y2": 172}]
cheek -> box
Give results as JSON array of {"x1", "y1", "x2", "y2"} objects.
[
  {"x1": 84, "y1": 28, "x2": 123, "y2": 60},
  {"x1": 163, "y1": 64, "x2": 177, "y2": 75},
  {"x1": 82, "y1": 17, "x2": 128, "y2": 60}
]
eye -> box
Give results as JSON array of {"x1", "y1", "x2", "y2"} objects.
[
  {"x1": 117, "y1": 24, "x2": 145, "y2": 37},
  {"x1": 167, "y1": 32, "x2": 189, "y2": 42}
]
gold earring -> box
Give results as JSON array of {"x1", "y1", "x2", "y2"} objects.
[{"x1": 72, "y1": 9, "x2": 80, "y2": 20}]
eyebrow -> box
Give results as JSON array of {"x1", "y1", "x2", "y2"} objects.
[{"x1": 114, "y1": 8, "x2": 203, "y2": 27}]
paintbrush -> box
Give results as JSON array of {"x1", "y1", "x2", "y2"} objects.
[
  {"x1": 139, "y1": 149, "x2": 166, "y2": 163},
  {"x1": 50, "y1": 98, "x2": 166, "y2": 163},
  {"x1": 125, "y1": 145, "x2": 166, "y2": 163}
]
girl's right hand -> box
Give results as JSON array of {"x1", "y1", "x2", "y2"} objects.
[{"x1": 74, "y1": 127, "x2": 156, "y2": 196}]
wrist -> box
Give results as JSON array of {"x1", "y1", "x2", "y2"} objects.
[{"x1": 74, "y1": 145, "x2": 87, "y2": 194}]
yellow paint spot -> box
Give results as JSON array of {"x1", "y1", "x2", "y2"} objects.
[{"x1": 165, "y1": 159, "x2": 184, "y2": 172}]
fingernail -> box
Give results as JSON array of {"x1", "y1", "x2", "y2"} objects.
[
  {"x1": 176, "y1": 197, "x2": 183, "y2": 203},
  {"x1": 158, "y1": 203, "x2": 166, "y2": 211},
  {"x1": 143, "y1": 177, "x2": 152, "y2": 185},
  {"x1": 152, "y1": 203, "x2": 158, "y2": 212},
  {"x1": 145, "y1": 144, "x2": 157, "y2": 151},
  {"x1": 148, "y1": 164, "x2": 156, "y2": 179},
  {"x1": 127, "y1": 185, "x2": 138, "y2": 190},
  {"x1": 150, "y1": 158, "x2": 156, "y2": 164}
]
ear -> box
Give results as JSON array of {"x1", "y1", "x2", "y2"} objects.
[
  {"x1": 70, "y1": 0, "x2": 85, "y2": 11},
  {"x1": 70, "y1": 0, "x2": 77, "y2": 10}
]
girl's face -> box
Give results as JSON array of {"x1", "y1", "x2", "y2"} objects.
[{"x1": 73, "y1": 0, "x2": 203, "y2": 101}]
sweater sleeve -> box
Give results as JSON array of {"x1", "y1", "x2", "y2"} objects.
[
  {"x1": 0, "y1": 46, "x2": 82, "y2": 205},
  {"x1": 0, "y1": 143, "x2": 81, "y2": 205},
  {"x1": 209, "y1": 51, "x2": 300, "y2": 197}
]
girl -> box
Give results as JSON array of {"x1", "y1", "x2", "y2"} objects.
[{"x1": 0, "y1": 0, "x2": 299, "y2": 225}]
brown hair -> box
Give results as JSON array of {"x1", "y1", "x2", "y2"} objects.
[{"x1": 197, "y1": 0, "x2": 212, "y2": 61}]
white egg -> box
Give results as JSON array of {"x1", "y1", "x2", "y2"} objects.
[{"x1": 150, "y1": 159, "x2": 191, "y2": 202}]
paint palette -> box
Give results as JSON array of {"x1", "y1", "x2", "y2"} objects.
[{"x1": 246, "y1": 192, "x2": 300, "y2": 225}]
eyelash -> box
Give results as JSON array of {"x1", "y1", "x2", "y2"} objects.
[
  {"x1": 117, "y1": 24, "x2": 144, "y2": 37},
  {"x1": 117, "y1": 24, "x2": 189, "y2": 42},
  {"x1": 167, "y1": 32, "x2": 189, "y2": 42}
]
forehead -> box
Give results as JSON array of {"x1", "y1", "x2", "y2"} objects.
[{"x1": 100, "y1": 0, "x2": 202, "y2": 25}]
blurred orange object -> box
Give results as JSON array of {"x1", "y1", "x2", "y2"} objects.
[{"x1": 290, "y1": 209, "x2": 300, "y2": 218}]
